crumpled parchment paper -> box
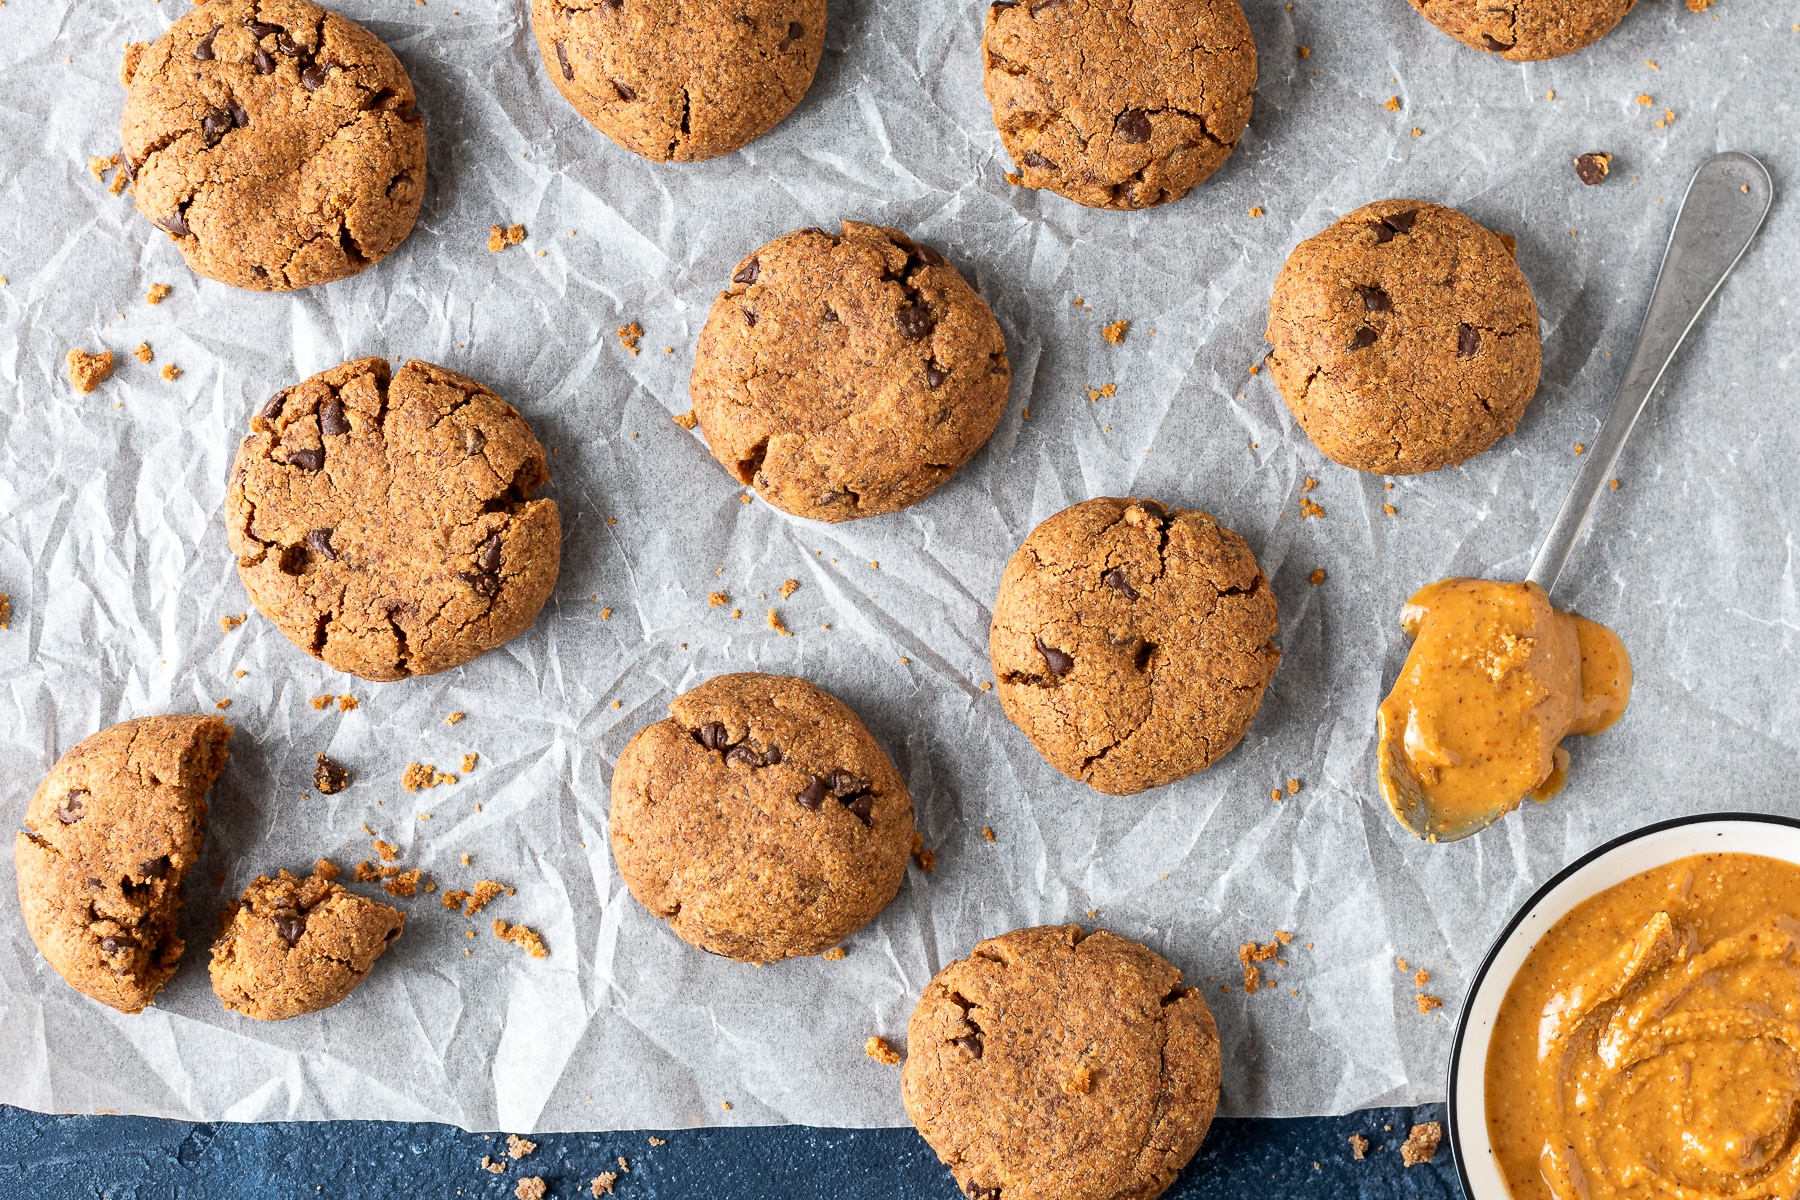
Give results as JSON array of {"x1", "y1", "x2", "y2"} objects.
[{"x1": 0, "y1": 0, "x2": 1795, "y2": 1133}]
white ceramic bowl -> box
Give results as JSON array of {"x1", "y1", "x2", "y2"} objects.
[{"x1": 1446, "y1": 813, "x2": 1800, "y2": 1199}]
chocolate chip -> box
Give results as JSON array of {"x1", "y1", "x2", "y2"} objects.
[
  {"x1": 764, "y1": 745, "x2": 782, "y2": 765},
  {"x1": 464, "y1": 427, "x2": 487, "y2": 455},
  {"x1": 613, "y1": 79, "x2": 637, "y2": 102},
  {"x1": 247, "y1": 21, "x2": 281, "y2": 38},
  {"x1": 827, "y1": 769, "x2": 865, "y2": 797},
  {"x1": 1575, "y1": 152, "x2": 1611, "y2": 186},
  {"x1": 55, "y1": 790, "x2": 88, "y2": 824},
  {"x1": 895, "y1": 302, "x2": 933, "y2": 340},
  {"x1": 1457, "y1": 323, "x2": 1481, "y2": 358},
  {"x1": 1103, "y1": 568, "x2": 1139, "y2": 600},
  {"x1": 193, "y1": 28, "x2": 218, "y2": 60},
  {"x1": 696, "y1": 721, "x2": 730, "y2": 751},
  {"x1": 1369, "y1": 222, "x2": 1394, "y2": 245},
  {"x1": 600, "y1": 0, "x2": 621, "y2": 8},
  {"x1": 306, "y1": 528, "x2": 337, "y2": 561},
  {"x1": 967, "y1": 1188, "x2": 1000, "y2": 1200},
  {"x1": 1356, "y1": 285, "x2": 1391, "y2": 312},
  {"x1": 477, "y1": 533, "x2": 501, "y2": 573},
  {"x1": 319, "y1": 398, "x2": 349, "y2": 436},
  {"x1": 1481, "y1": 34, "x2": 1513, "y2": 52},
  {"x1": 201, "y1": 108, "x2": 232, "y2": 146},
  {"x1": 953, "y1": 1032, "x2": 983, "y2": 1058},
  {"x1": 300, "y1": 62, "x2": 331, "y2": 90},
  {"x1": 157, "y1": 207, "x2": 193, "y2": 237},
  {"x1": 733, "y1": 258, "x2": 760, "y2": 285},
  {"x1": 275, "y1": 31, "x2": 301, "y2": 55},
  {"x1": 1114, "y1": 108, "x2": 1152, "y2": 144},
  {"x1": 726, "y1": 745, "x2": 762, "y2": 768},
  {"x1": 554, "y1": 39, "x2": 574, "y2": 79},
  {"x1": 912, "y1": 242, "x2": 945, "y2": 268},
  {"x1": 230, "y1": 103, "x2": 249, "y2": 128},
  {"x1": 821, "y1": 307, "x2": 839, "y2": 323},
  {"x1": 844, "y1": 793, "x2": 874, "y2": 826},
  {"x1": 816, "y1": 491, "x2": 844, "y2": 506},
  {"x1": 1134, "y1": 498, "x2": 1167, "y2": 521},
  {"x1": 779, "y1": 20, "x2": 805, "y2": 49},
  {"x1": 1383, "y1": 209, "x2": 1418, "y2": 235},
  {"x1": 314, "y1": 753, "x2": 351, "y2": 794},
  {"x1": 926, "y1": 362, "x2": 949, "y2": 388},
  {"x1": 287, "y1": 447, "x2": 323, "y2": 472},
  {"x1": 1035, "y1": 637, "x2": 1074, "y2": 676},
  {"x1": 1347, "y1": 326, "x2": 1378, "y2": 351},
  {"x1": 140, "y1": 855, "x2": 171, "y2": 880},
  {"x1": 259, "y1": 392, "x2": 287, "y2": 422},
  {"x1": 743, "y1": 308, "x2": 757, "y2": 327},
  {"x1": 253, "y1": 47, "x2": 275, "y2": 74},
  {"x1": 1022, "y1": 150, "x2": 1056, "y2": 170},
  {"x1": 796, "y1": 777, "x2": 826, "y2": 810},
  {"x1": 273, "y1": 913, "x2": 307, "y2": 946},
  {"x1": 100, "y1": 936, "x2": 135, "y2": 956},
  {"x1": 251, "y1": 265, "x2": 268, "y2": 278},
  {"x1": 462, "y1": 571, "x2": 500, "y2": 598}
]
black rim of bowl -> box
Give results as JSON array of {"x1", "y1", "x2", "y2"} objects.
[{"x1": 1444, "y1": 810, "x2": 1800, "y2": 1199}]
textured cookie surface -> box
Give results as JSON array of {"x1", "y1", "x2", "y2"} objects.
[
  {"x1": 991, "y1": 498, "x2": 1280, "y2": 796},
  {"x1": 1407, "y1": 0, "x2": 1637, "y2": 60},
  {"x1": 690, "y1": 222, "x2": 1011, "y2": 522},
  {"x1": 121, "y1": 0, "x2": 426, "y2": 290},
  {"x1": 982, "y1": 0, "x2": 1256, "y2": 210},
  {"x1": 210, "y1": 865, "x2": 404, "y2": 1019},
  {"x1": 1265, "y1": 199, "x2": 1541, "y2": 475},
  {"x1": 532, "y1": 0, "x2": 825, "y2": 162},
  {"x1": 903, "y1": 925, "x2": 1222, "y2": 1200},
  {"x1": 610, "y1": 673, "x2": 913, "y2": 962},
  {"x1": 225, "y1": 357, "x2": 561, "y2": 681},
  {"x1": 14, "y1": 715, "x2": 232, "y2": 1013}
]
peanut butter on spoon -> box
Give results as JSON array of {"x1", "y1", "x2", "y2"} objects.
[{"x1": 1376, "y1": 579, "x2": 1630, "y2": 842}]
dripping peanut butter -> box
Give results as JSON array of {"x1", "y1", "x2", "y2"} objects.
[{"x1": 1377, "y1": 578, "x2": 1630, "y2": 841}]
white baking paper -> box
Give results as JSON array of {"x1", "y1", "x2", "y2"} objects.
[{"x1": 0, "y1": 0, "x2": 1796, "y2": 1133}]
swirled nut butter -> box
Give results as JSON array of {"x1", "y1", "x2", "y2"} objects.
[
  {"x1": 1487, "y1": 853, "x2": 1800, "y2": 1200},
  {"x1": 1376, "y1": 578, "x2": 1630, "y2": 841}
]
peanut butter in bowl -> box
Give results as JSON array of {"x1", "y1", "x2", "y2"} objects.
[{"x1": 1485, "y1": 852, "x2": 1800, "y2": 1199}]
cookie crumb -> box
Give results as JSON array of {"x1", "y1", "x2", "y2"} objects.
[
  {"x1": 865, "y1": 1036, "x2": 903, "y2": 1066},
  {"x1": 1637, "y1": 93, "x2": 1653, "y2": 106},
  {"x1": 600, "y1": 607, "x2": 612, "y2": 620},
  {"x1": 1287, "y1": 779, "x2": 1300, "y2": 794},
  {"x1": 1248, "y1": 206, "x2": 1264, "y2": 218},
  {"x1": 314, "y1": 754, "x2": 351, "y2": 794},
  {"x1": 134, "y1": 342, "x2": 154, "y2": 363},
  {"x1": 214, "y1": 698, "x2": 231, "y2": 709},
  {"x1": 1574, "y1": 443, "x2": 1586, "y2": 455},
  {"x1": 489, "y1": 223, "x2": 527, "y2": 251},
  {"x1": 481, "y1": 1154, "x2": 505, "y2": 1174},
  {"x1": 823, "y1": 946, "x2": 846, "y2": 961},
  {"x1": 146, "y1": 283, "x2": 171, "y2": 305},
  {"x1": 913, "y1": 846, "x2": 935, "y2": 871},
  {"x1": 1298, "y1": 44, "x2": 1310, "y2": 57},
  {"x1": 1610, "y1": 478, "x2": 1620, "y2": 490},
  {"x1": 709, "y1": 591, "x2": 729, "y2": 607},
  {"x1": 1416, "y1": 993, "x2": 1443, "y2": 1014},
  {"x1": 1299, "y1": 496, "x2": 1326, "y2": 519},
  {"x1": 1575, "y1": 152, "x2": 1612, "y2": 186},
  {"x1": 506, "y1": 1134, "x2": 536, "y2": 1160},
  {"x1": 355, "y1": 861, "x2": 381, "y2": 883},
  {"x1": 674, "y1": 409, "x2": 698, "y2": 429},
  {"x1": 1349, "y1": 1133, "x2": 1369, "y2": 1160},
  {"x1": 338, "y1": 695, "x2": 358, "y2": 712},
  {"x1": 1685, "y1": 0, "x2": 1711, "y2": 9},
  {"x1": 778, "y1": 578, "x2": 799, "y2": 599},
  {"x1": 1384, "y1": 95, "x2": 1401, "y2": 111},
  {"x1": 465, "y1": 880, "x2": 513, "y2": 916},
  {"x1": 374, "y1": 839, "x2": 399, "y2": 863},
  {"x1": 514, "y1": 1178, "x2": 545, "y2": 1200},
  {"x1": 1309, "y1": 568, "x2": 1326, "y2": 585},
  {"x1": 494, "y1": 919, "x2": 548, "y2": 958},
  {"x1": 1085, "y1": 383, "x2": 1116, "y2": 402},
  {"x1": 1101, "y1": 319, "x2": 1129, "y2": 344},
  {"x1": 462, "y1": 752, "x2": 478, "y2": 773},
  {"x1": 66, "y1": 349, "x2": 115, "y2": 394},
  {"x1": 590, "y1": 1173, "x2": 618, "y2": 1196},
  {"x1": 382, "y1": 869, "x2": 421, "y2": 898},
  {"x1": 403, "y1": 762, "x2": 457, "y2": 791},
  {"x1": 161, "y1": 363, "x2": 182, "y2": 381},
  {"x1": 447, "y1": 711, "x2": 465, "y2": 724},
  {"x1": 1383, "y1": 503, "x2": 1398, "y2": 516},
  {"x1": 220, "y1": 613, "x2": 246, "y2": 632},
  {"x1": 767, "y1": 608, "x2": 790, "y2": 636},
  {"x1": 313, "y1": 858, "x2": 340, "y2": 881},
  {"x1": 1400, "y1": 1121, "x2": 1442, "y2": 1166},
  {"x1": 1414, "y1": 968, "x2": 1430, "y2": 987},
  {"x1": 617, "y1": 321, "x2": 643, "y2": 355},
  {"x1": 982, "y1": 826, "x2": 995, "y2": 842},
  {"x1": 721, "y1": 1101, "x2": 732, "y2": 1111},
  {"x1": 648, "y1": 1136, "x2": 665, "y2": 1146}
]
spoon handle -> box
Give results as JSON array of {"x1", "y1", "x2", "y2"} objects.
[{"x1": 1526, "y1": 151, "x2": 1773, "y2": 595}]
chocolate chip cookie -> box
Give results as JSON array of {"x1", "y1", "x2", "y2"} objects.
[
  {"x1": 983, "y1": 0, "x2": 1256, "y2": 210},
  {"x1": 210, "y1": 863, "x2": 404, "y2": 1019},
  {"x1": 14, "y1": 715, "x2": 232, "y2": 1013},
  {"x1": 225, "y1": 357, "x2": 561, "y2": 681},
  {"x1": 990, "y1": 498, "x2": 1280, "y2": 796},
  {"x1": 689, "y1": 222, "x2": 1011, "y2": 522},
  {"x1": 532, "y1": 0, "x2": 825, "y2": 162},
  {"x1": 121, "y1": 0, "x2": 426, "y2": 290},
  {"x1": 1408, "y1": 0, "x2": 1637, "y2": 61},
  {"x1": 1265, "y1": 199, "x2": 1541, "y2": 475},
  {"x1": 903, "y1": 924, "x2": 1222, "y2": 1200},
  {"x1": 609, "y1": 672, "x2": 913, "y2": 962}
]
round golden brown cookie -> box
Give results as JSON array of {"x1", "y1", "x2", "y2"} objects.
[
  {"x1": 14, "y1": 715, "x2": 232, "y2": 1014},
  {"x1": 689, "y1": 222, "x2": 1011, "y2": 522},
  {"x1": 903, "y1": 924, "x2": 1222, "y2": 1200},
  {"x1": 209, "y1": 863, "x2": 404, "y2": 1019},
  {"x1": 120, "y1": 0, "x2": 426, "y2": 291},
  {"x1": 531, "y1": 0, "x2": 825, "y2": 162},
  {"x1": 1407, "y1": 0, "x2": 1637, "y2": 61},
  {"x1": 1265, "y1": 199, "x2": 1541, "y2": 475},
  {"x1": 982, "y1": 0, "x2": 1256, "y2": 211},
  {"x1": 225, "y1": 357, "x2": 561, "y2": 681},
  {"x1": 990, "y1": 498, "x2": 1280, "y2": 796},
  {"x1": 609, "y1": 672, "x2": 914, "y2": 962}
]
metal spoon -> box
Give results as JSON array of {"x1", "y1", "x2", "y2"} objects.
[{"x1": 1381, "y1": 151, "x2": 1773, "y2": 841}]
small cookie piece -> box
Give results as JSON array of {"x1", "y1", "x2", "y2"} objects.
[
  {"x1": 225, "y1": 358, "x2": 560, "y2": 680},
  {"x1": 210, "y1": 865, "x2": 403, "y2": 1019},
  {"x1": 983, "y1": 0, "x2": 1256, "y2": 210},
  {"x1": 532, "y1": 0, "x2": 825, "y2": 162},
  {"x1": 610, "y1": 673, "x2": 914, "y2": 962},
  {"x1": 690, "y1": 223, "x2": 1011, "y2": 521},
  {"x1": 14, "y1": 715, "x2": 232, "y2": 1013},
  {"x1": 67, "y1": 349, "x2": 115, "y2": 394},
  {"x1": 120, "y1": 0, "x2": 426, "y2": 290},
  {"x1": 1407, "y1": 0, "x2": 1637, "y2": 60},
  {"x1": 903, "y1": 925, "x2": 1221, "y2": 1200},
  {"x1": 991, "y1": 498, "x2": 1279, "y2": 795},
  {"x1": 1265, "y1": 199, "x2": 1541, "y2": 475}
]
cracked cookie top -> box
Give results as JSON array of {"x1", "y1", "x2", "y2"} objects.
[
  {"x1": 210, "y1": 864, "x2": 404, "y2": 1020},
  {"x1": 689, "y1": 222, "x2": 1011, "y2": 522},
  {"x1": 982, "y1": 0, "x2": 1256, "y2": 211},
  {"x1": 225, "y1": 357, "x2": 561, "y2": 681},
  {"x1": 1407, "y1": 0, "x2": 1638, "y2": 61},
  {"x1": 531, "y1": 0, "x2": 826, "y2": 162},
  {"x1": 120, "y1": 0, "x2": 426, "y2": 291},
  {"x1": 609, "y1": 672, "x2": 914, "y2": 963},
  {"x1": 990, "y1": 498, "x2": 1279, "y2": 797},
  {"x1": 14, "y1": 715, "x2": 232, "y2": 1014},
  {"x1": 902, "y1": 924, "x2": 1221, "y2": 1200},
  {"x1": 1264, "y1": 199, "x2": 1541, "y2": 476}
]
